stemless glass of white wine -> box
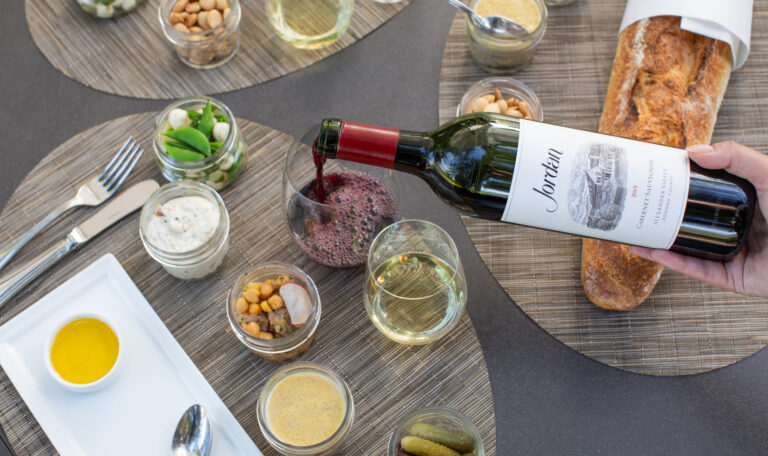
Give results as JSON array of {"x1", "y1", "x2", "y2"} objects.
[
  {"x1": 365, "y1": 220, "x2": 467, "y2": 345},
  {"x1": 267, "y1": 0, "x2": 354, "y2": 50}
]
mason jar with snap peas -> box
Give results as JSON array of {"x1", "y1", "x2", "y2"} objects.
[{"x1": 153, "y1": 96, "x2": 246, "y2": 191}]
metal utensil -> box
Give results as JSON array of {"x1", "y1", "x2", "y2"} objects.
[
  {"x1": 0, "y1": 137, "x2": 144, "y2": 272},
  {"x1": 0, "y1": 180, "x2": 159, "y2": 308},
  {"x1": 443, "y1": 0, "x2": 529, "y2": 38},
  {"x1": 171, "y1": 404, "x2": 212, "y2": 456}
]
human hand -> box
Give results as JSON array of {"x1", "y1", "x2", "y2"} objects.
[{"x1": 630, "y1": 141, "x2": 768, "y2": 298}]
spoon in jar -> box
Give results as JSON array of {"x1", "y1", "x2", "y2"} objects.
[
  {"x1": 443, "y1": 0, "x2": 529, "y2": 38},
  {"x1": 171, "y1": 404, "x2": 212, "y2": 456}
]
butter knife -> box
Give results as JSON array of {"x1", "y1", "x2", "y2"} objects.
[{"x1": 0, "y1": 180, "x2": 159, "y2": 308}]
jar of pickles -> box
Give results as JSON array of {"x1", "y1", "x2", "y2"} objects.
[
  {"x1": 467, "y1": 0, "x2": 548, "y2": 74},
  {"x1": 153, "y1": 96, "x2": 246, "y2": 191}
]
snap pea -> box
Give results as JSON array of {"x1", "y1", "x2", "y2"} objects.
[
  {"x1": 164, "y1": 139, "x2": 197, "y2": 152},
  {"x1": 166, "y1": 126, "x2": 211, "y2": 156},
  {"x1": 210, "y1": 142, "x2": 222, "y2": 153},
  {"x1": 186, "y1": 109, "x2": 202, "y2": 120},
  {"x1": 164, "y1": 143, "x2": 205, "y2": 162},
  {"x1": 197, "y1": 99, "x2": 214, "y2": 138},
  {"x1": 214, "y1": 114, "x2": 227, "y2": 123}
]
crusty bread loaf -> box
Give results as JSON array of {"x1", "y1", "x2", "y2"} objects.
[{"x1": 582, "y1": 16, "x2": 733, "y2": 310}]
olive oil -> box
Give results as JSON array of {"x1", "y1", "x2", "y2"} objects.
[{"x1": 50, "y1": 318, "x2": 119, "y2": 384}]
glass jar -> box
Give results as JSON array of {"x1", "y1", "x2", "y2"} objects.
[
  {"x1": 258, "y1": 362, "x2": 354, "y2": 455},
  {"x1": 139, "y1": 181, "x2": 230, "y2": 280},
  {"x1": 267, "y1": 0, "x2": 354, "y2": 50},
  {"x1": 158, "y1": 0, "x2": 241, "y2": 69},
  {"x1": 77, "y1": 0, "x2": 145, "y2": 18},
  {"x1": 467, "y1": 0, "x2": 548, "y2": 74},
  {"x1": 226, "y1": 263, "x2": 321, "y2": 362},
  {"x1": 388, "y1": 407, "x2": 484, "y2": 456},
  {"x1": 457, "y1": 76, "x2": 544, "y2": 120},
  {"x1": 153, "y1": 96, "x2": 246, "y2": 191}
]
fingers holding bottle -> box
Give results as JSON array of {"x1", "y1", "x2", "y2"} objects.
[{"x1": 687, "y1": 142, "x2": 768, "y2": 195}]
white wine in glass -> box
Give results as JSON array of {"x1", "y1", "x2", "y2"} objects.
[
  {"x1": 365, "y1": 220, "x2": 467, "y2": 345},
  {"x1": 267, "y1": 0, "x2": 354, "y2": 49}
]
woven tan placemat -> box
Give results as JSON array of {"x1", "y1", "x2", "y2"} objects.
[
  {"x1": 438, "y1": 1, "x2": 768, "y2": 376},
  {"x1": 25, "y1": 0, "x2": 409, "y2": 99},
  {"x1": 0, "y1": 114, "x2": 496, "y2": 454}
]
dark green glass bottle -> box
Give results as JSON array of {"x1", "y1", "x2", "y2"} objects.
[{"x1": 315, "y1": 113, "x2": 756, "y2": 261}]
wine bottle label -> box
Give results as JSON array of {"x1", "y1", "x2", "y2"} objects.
[{"x1": 502, "y1": 120, "x2": 690, "y2": 249}]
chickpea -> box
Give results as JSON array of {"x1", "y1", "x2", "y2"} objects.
[
  {"x1": 268, "y1": 295, "x2": 284, "y2": 310},
  {"x1": 260, "y1": 301, "x2": 272, "y2": 313},
  {"x1": 245, "y1": 322, "x2": 260, "y2": 337},
  {"x1": 259, "y1": 283, "x2": 274, "y2": 299},
  {"x1": 258, "y1": 332, "x2": 274, "y2": 340},
  {"x1": 248, "y1": 302, "x2": 261, "y2": 315},
  {"x1": 235, "y1": 297, "x2": 248, "y2": 314},
  {"x1": 264, "y1": 279, "x2": 274, "y2": 287},
  {"x1": 246, "y1": 282, "x2": 262, "y2": 290},
  {"x1": 244, "y1": 289, "x2": 260, "y2": 303}
]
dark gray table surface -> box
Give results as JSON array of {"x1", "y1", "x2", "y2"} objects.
[{"x1": 2, "y1": 0, "x2": 768, "y2": 454}]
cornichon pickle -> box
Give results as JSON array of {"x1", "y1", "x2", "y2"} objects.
[
  {"x1": 166, "y1": 126, "x2": 211, "y2": 156},
  {"x1": 408, "y1": 423, "x2": 475, "y2": 453},
  {"x1": 401, "y1": 436, "x2": 460, "y2": 456}
]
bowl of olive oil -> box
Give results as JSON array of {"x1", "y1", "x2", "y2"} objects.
[{"x1": 45, "y1": 314, "x2": 121, "y2": 393}]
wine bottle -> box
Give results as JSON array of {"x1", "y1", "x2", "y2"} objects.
[{"x1": 314, "y1": 114, "x2": 757, "y2": 261}]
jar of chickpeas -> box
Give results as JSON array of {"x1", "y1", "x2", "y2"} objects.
[{"x1": 226, "y1": 263, "x2": 321, "y2": 362}]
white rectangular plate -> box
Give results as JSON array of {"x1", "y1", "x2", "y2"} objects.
[{"x1": 0, "y1": 254, "x2": 261, "y2": 456}]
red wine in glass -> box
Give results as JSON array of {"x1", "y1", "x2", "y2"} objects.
[{"x1": 288, "y1": 166, "x2": 399, "y2": 268}]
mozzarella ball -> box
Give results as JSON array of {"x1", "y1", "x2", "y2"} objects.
[
  {"x1": 96, "y1": 3, "x2": 115, "y2": 17},
  {"x1": 212, "y1": 122, "x2": 230, "y2": 142},
  {"x1": 168, "y1": 109, "x2": 191, "y2": 130}
]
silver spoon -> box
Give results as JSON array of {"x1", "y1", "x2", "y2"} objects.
[
  {"x1": 171, "y1": 404, "x2": 212, "y2": 456},
  {"x1": 443, "y1": 0, "x2": 530, "y2": 38}
]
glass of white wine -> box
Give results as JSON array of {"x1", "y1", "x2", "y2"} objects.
[
  {"x1": 267, "y1": 0, "x2": 354, "y2": 50},
  {"x1": 365, "y1": 220, "x2": 467, "y2": 345}
]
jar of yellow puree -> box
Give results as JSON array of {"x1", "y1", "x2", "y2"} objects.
[
  {"x1": 467, "y1": 0, "x2": 548, "y2": 74},
  {"x1": 258, "y1": 362, "x2": 354, "y2": 455}
]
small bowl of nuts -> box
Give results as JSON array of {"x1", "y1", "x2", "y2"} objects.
[
  {"x1": 226, "y1": 263, "x2": 321, "y2": 362},
  {"x1": 159, "y1": 0, "x2": 241, "y2": 69},
  {"x1": 457, "y1": 76, "x2": 543, "y2": 121}
]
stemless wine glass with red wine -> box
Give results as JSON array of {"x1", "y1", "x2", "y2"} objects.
[{"x1": 283, "y1": 126, "x2": 400, "y2": 268}]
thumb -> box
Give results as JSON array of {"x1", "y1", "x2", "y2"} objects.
[{"x1": 687, "y1": 142, "x2": 768, "y2": 192}]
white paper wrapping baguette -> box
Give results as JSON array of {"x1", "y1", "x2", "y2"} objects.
[{"x1": 620, "y1": 0, "x2": 753, "y2": 69}]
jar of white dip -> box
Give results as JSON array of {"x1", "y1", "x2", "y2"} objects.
[{"x1": 140, "y1": 181, "x2": 230, "y2": 280}]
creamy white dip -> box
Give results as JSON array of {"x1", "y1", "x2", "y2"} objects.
[{"x1": 145, "y1": 196, "x2": 220, "y2": 253}]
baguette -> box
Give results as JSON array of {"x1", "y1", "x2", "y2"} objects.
[{"x1": 582, "y1": 16, "x2": 733, "y2": 310}]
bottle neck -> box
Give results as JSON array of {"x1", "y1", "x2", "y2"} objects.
[{"x1": 316, "y1": 119, "x2": 432, "y2": 172}]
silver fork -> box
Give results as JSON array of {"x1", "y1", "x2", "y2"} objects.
[{"x1": 0, "y1": 137, "x2": 144, "y2": 271}]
